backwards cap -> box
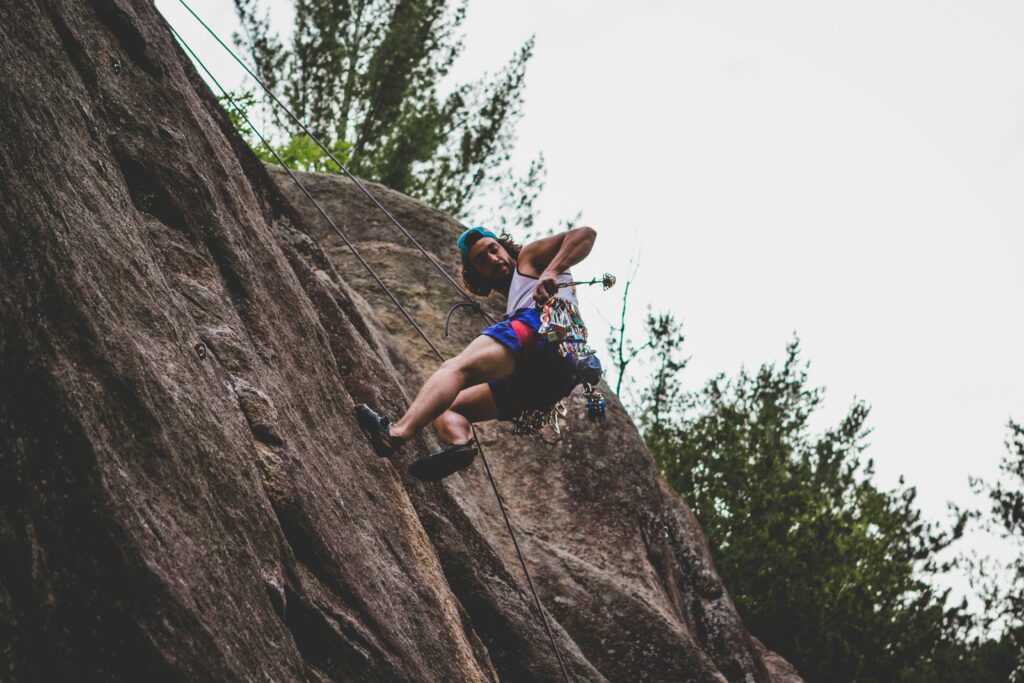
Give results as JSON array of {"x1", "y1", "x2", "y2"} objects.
[{"x1": 456, "y1": 226, "x2": 498, "y2": 256}]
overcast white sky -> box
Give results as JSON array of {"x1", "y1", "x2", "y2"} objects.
[{"x1": 158, "y1": 0, "x2": 1023, "y2": 605}]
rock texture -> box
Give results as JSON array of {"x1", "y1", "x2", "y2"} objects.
[{"x1": 0, "y1": 1, "x2": 801, "y2": 681}]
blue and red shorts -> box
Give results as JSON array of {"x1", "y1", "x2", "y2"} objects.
[{"x1": 481, "y1": 307, "x2": 580, "y2": 420}]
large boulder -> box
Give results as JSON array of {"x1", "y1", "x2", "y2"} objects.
[{"x1": 0, "y1": 1, "x2": 801, "y2": 680}]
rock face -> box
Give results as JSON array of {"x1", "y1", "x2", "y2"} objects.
[{"x1": 0, "y1": 1, "x2": 801, "y2": 681}]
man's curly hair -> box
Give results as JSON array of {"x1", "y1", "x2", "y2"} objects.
[{"x1": 460, "y1": 231, "x2": 522, "y2": 296}]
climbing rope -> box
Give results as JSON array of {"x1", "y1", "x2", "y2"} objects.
[
  {"x1": 175, "y1": 0, "x2": 496, "y2": 328},
  {"x1": 166, "y1": 15, "x2": 571, "y2": 683},
  {"x1": 168, "y1": 27, "x2": 444, "y2": 363}
]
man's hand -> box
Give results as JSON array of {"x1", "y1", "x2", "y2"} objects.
[{"x1": 533, "y1": 270, "x2": 560, "y2": 305}]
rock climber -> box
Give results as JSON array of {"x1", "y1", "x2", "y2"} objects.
[{"x1": 356, "y1": 225, "x2": 598, "y2": 481}]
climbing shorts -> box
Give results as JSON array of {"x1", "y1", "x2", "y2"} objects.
[{"x1": 480, "y1": 306, "x2": 580, "y2": 421}]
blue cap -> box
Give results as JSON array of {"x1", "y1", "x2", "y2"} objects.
[{"x1": 457, "y1": 226, "x2": 498, "y2": 256}]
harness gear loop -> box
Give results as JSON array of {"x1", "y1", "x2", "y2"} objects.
[
  {"x1": 539, "y1": 298, "x2": 592, "y2": 357},
  {"x1": 507, "y1": 298, "x2": 604, "y2": 436}
]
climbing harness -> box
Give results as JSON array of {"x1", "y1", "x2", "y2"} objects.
[
  {"x1": 168, "y1": 6, "x2": 571, "y2": 680},
  {"x1": 508, "y1": 295, "x2": 608, "y2": 436},
  {"x1": 453, "y1": 274, "x2": 616, "y2": 434}
]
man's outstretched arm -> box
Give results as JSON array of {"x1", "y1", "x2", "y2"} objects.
[{"x1": 519, "y1": 227, "x2": 598, "y2": 303}]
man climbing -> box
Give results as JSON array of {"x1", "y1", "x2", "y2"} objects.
[{"x1": 356, "y1": 225, "x2": 598, "y2": 481}]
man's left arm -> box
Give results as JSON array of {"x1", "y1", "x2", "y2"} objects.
[{"x1": 520, "y1": 227, "x2": 598, "y2": 303}]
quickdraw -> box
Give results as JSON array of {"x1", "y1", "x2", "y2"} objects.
[
  {"x1": 587, "y1": 392, "x2": 606, "y2": 423},
  {"x1": 512, "y1": 405, "x2": 563, "y2": 436}
]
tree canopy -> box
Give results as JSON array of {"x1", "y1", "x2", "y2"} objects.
[
  {"x1": 230, "y1": 0, "x2": 540, "y2": 220},
  {"x1": 968, "y1": 420, "x2": 1024, "y2": 681},
  {"x1": 636, "y1": 330, "x2": 985, "y2": 681}
]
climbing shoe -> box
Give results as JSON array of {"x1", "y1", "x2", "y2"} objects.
[
  {"x1": 355, "y1": 404, "x2": 401, "y2": 457},
  {"x1": 408, "y1": 442, "x2": 478, "y2": 482}
]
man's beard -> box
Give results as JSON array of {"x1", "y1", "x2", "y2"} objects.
[{"x1": 493, "y1": 271, "x2": 513, "y2": 294}]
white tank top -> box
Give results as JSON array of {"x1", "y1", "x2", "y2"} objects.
[{"x1": 505, "y1": 268, "x2": 578, "y2": 316}]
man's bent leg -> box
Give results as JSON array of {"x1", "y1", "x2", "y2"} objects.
[
  {"x1": 433, "y1": 384, "x2": 501, "y2": 445},
  {"x1": 390, "y1": 335, "x2": 514, "y2": 442},
  {"x1": 408, "y1": 385, "x2": 501, "y2": 481}
]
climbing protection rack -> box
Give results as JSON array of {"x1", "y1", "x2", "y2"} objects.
[{"x1": 166, "y1": 4, "x2": 570, "y2": 681}]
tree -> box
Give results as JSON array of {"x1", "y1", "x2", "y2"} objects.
[
  {"x1": 637, "y1": 310, "x2": 685, "y2": 435},
  {"x1": 218, "y1": 90, "x2": 354, "y2": 173},
  {"x1": 642, "y1": 335, "x2": 973, "y2": 682},
  {"x1": 969, "y1": 420, "x2": 1024, "y2": 681},
  {"x1": 230, "y1": 0, "x2": 541, "y2": 218},
  {"x1": 489, "y1": 153, "x2": 547, "y2": 239},
  {"x1": 604, "y1": 252, "x2": 657, "y2": 398},
  {"x1": 606, "y1": 278, "x2": 645, "y2": 396}
]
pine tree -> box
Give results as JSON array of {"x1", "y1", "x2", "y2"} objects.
[
  {"x1": 231, "y1": 0, "x2": 541, "y2": 218},
  {"x1": 641, "y1": 336, "x2": 975, "y2": 681},
  {"x1": 970, "y1": 420, "x2": 1024, "y2": 681}
]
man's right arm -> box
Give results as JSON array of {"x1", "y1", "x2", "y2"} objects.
[{"x1": 519, "y1": 227, "x2": 598, "y2": 303}]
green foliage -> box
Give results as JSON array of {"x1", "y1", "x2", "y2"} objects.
[
  {"x1": 266, "y1": 133, "x2": 352, "y2": 174},
  {"x1": 898, "y1": 633, "x2": 1019, "y2": 682},
  {"x1": 641, "y1": 336, "x2": 974, "y2": 682},
  {"x1": 606, "y1": 287, "x2": 642, "y2": 396},
  {"x1": 638, "y1": 311, "x2": 686, "y2": 434},
  {"x1": 603, "y1": 257, "x2": 648, "y2": 398},
  {"x1": 491, "y1": 153, "x2": 546, "y2": 238},
  {"x1": 219, "y1": 91, "x2": 352, "y2": 173},
  {"x1": 230, "y1": 0, "x2": 542, "y2": 219},
  {"x1": 219, "y1": 89, "x2": 260, "y2": 142},
  {"x1": 969, "y1": 420, "x2": 1024, "y2": 680}
]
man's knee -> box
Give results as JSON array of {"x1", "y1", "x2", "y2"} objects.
[
  {"x1": 434, "y1": 408, "x2": 470, "y2": 442},
  {"x1": 441, "y1": 355, "x2": 488, "y2": 387},
  {"x1": 438, "y1": 356, "x2": 469, "y2": 384},
  {"x1": 434, "y1": 408, "x2": 458, "y2": 428}
]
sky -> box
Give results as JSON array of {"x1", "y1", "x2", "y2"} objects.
[{"x1": 157, "y1": 0, "x2": 1024, "y2": 606}]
